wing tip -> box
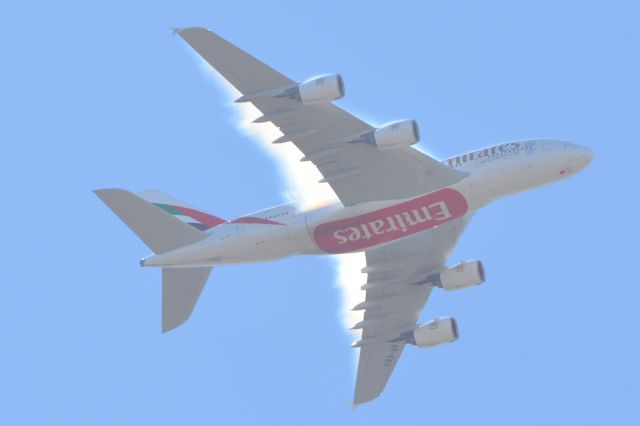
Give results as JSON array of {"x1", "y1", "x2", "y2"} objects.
[
  {"x1": 162, "y1": 317, "x2": 188, "y2": 333},
  {"x1": 174, "y1": 27, "x2": 212, "y2": 38},
  {"x1": 352, "y1": 391, "x2": 380, "y2": 407}
]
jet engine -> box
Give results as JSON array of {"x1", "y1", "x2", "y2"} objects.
[
  {"x1": 412, "y1": 317, "x2": 459, "y2": 348},
  {"x1": 297, "y1": 74, "x2": 345, "y2": 104},
  {"x1": 438, "y1": 260, "x2": 485, "y2": 291},
  {"x1": 235, "y1": 74, "x2": 345, "y2": 105},
  {"x1": 371, "y1": 120, "x2": 420, "y2": 150}
]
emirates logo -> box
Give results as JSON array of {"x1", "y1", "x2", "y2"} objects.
[{"x1": 313, "y1": 188, "x2": 469, "y2": 253}]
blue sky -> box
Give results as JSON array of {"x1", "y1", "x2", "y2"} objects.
[{"x1": 1, "y1": 1, "x2": 639, "y2": 424}]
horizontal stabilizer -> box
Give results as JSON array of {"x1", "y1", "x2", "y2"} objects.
[
  {"x1": 94, "y1": 188, "x2": 206, "y2": 254},
  {"x1": 162, "y1": 267, "x2": 212, "y2": 332}
]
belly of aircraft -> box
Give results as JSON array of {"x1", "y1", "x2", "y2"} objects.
[{"x1": 309, "y1": 187, "x2": 470, "y2": 254}]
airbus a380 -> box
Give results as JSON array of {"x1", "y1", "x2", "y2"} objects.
[{"x1": 95, "y1": 28, "x2": 592, "y2": 405}]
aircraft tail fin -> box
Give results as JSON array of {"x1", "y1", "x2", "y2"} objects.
[
  {"x1": 137, "y1": 189, "x2": 226, "y2": 231},
  {"x1": 95, "y1": 188, "x2": 216, "y2": 332},
  {"x1": 94, "y1": 188, "x2": 208, "y2": 254},
  {"x1": 162, "y1": 267, "x2": 213, "y2": 332}
]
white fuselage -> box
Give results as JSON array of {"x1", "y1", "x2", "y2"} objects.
[{"x1": 141, "y1": 139, "x2": 592, "y2": 268}]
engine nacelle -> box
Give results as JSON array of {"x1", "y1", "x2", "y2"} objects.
[
  {"x1": 298, "y1": 74, "x2": 345, "y2": 105},
  {"x1": 412, "y1": 317, "x2": 459, "y2": 348},
  {"x1": 439, "y1": 260, "x2": 485, "y2": 291},
  {"x1": 372, "y1": 120, "x2": 420, "y2": 150}
]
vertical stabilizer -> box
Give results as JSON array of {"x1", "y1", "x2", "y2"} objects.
[
  {"x1": 138, "y1": 189, "x2": 226, "y2": 231},
  {"x1": 95, "y1": 188, "x2": 215, "y2": 332}
]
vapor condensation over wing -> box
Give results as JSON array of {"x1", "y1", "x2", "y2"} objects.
[{"x1": 196, "y1": 59, "x2": 366, "y2": 336}]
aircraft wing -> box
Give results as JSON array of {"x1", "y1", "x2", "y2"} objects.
[
  {"x1": 178, "y1": 28, "x2": 466, "y2": 206},
  {"x1": 352, "y1": 214, "x2": 473, "y2": 405}
]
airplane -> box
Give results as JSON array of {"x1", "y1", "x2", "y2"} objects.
[{"x1": 95, "y1": 28, "x2": 593, "y2": 406}]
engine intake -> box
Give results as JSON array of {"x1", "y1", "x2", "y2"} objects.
[
  {"x1": 412, "y1": 317, "x2": 459, "y2": 348},
  {"x1": 372, "y1": 120, "x2": 420, "y2": 150},
  {"x1": 235, "y1": 74, "x2": 345, "y2": 105},
  {"x1": 297, "y1": 74, "x2": 345, "y2": 104},
  {"x1": 438, "y1": 260, "x2": 485, "y2": 291}
]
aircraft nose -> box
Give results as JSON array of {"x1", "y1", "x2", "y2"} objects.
[{"x1": 569, "y1": 146, "x2": 593, "y2": 173}]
